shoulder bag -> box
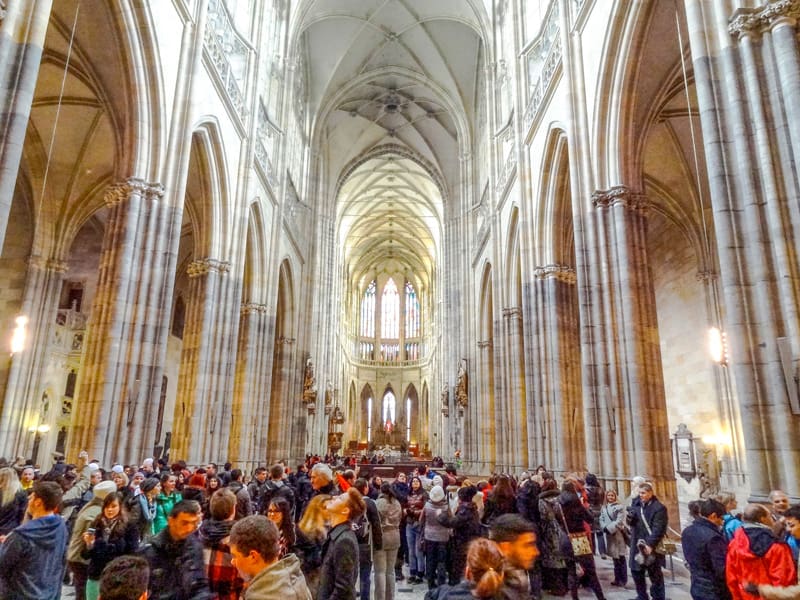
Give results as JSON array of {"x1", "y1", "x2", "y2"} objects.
[{"x1": 558, "y1": 502, "x2": 593, "y2": 557}]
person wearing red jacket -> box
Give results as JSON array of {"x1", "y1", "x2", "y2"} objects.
[{"x1": 726, "y1": 503, "x2": 796, "y2": 599}]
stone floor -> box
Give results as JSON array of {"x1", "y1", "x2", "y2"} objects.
[{"x1": 63, "y1": 554, "x2": 693, "y2": 599}]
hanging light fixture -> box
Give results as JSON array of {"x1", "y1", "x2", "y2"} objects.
[{"x1": 10, "y1": 315, "x2": 29, "y2": 354}]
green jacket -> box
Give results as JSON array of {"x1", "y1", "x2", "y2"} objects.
[{"x1": 152, "y1": 491, "x2": 182, "y2": 534}]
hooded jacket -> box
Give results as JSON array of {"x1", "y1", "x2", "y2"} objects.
[
  {"x1": 421, "y1": 496, "x2": 451, "y2": 542},
  {"x1": 0, "y1": 514, "x2": 68, "y2": 600},
  {"x1": 726, "y1": 523, "x2": 796, "y2": 600},
  {"x1": 245, "y1": 553, "x2": 312, "y2": 600},
  {"x1": 67, "y1": 496, "x2": 104, "y2": 563},
  {"x1": 198, "y1": 518, "x2": 244, "y2": 600},
  {"x1": 139, "y1": 527, "x2": 213, "y2": 600},
  {"x1": 680, "y1": 516, "x2": 731, "y2": 600}
]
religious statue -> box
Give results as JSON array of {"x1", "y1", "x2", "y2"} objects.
[
  {"x1": 303, "y1": 358, "x2": 317, "y2": 403},
  {"x1": 455, "y1": 358, "x2": 468, "y2": 409},
  {"x1": 441, "y1": 383, "x2": 449, "y2": 417}
]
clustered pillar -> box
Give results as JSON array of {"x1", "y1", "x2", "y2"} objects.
[
  {"x1": 686, "y1": 0, "x2": 800, "y2": 499},
  {"x1": 579, "y1": 186, "x2": 676, "y2": 507},
  {"x1": 69, "y1": 178, "x2": 179, "y2": 465},
  {"x1": 528, "y1": 265, "x2": 584, "y2": 476}
]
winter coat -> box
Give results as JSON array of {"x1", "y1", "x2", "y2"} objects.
[
  {"x1": 245, "y1": 553, "x2": 312, "y2": 600},
  {"x1": 376, "y1": 494, "x2": 403, "y2": 551},
  {"x1": 438, "y1": 500, "x2": 482, "y2": 549},
  {"x1": 482, "y1": 491, "x2": 517, "y2": 525},
  {"x1": 599, "y1": 501, "x2": 628, "y2": 559},
  {"x1": 0, "y1": 514, "x2": 68, "y2": 600},
  {"x1": 153, "y1": 490, "x2": 182, "y2": 534},
  {"x1": 538, "y1": 489, "x2": 568, "y2": 569},
  {"x1": 128, "y1": 492, "x2": 157, "y2": 540},
  {"x1": 139, "y1": 527, "x2": 213, "y2": 600},
  {"x1": 227, "y1": 481, "x2": 253, "y2": 519},
  {"x1": 627, "y1": 495, "x2": 668, "y2": 570},
  {"x1": 318, "y1": 522, "x2": 359, "y2": 600},
  {"x1": 680, "y1": 517, "x2": 731, "y2": 600},
  {"x1": 198, "y1": 518, "x2": 244, "y2": 600},
  {"x1": 421, "y1": 497, "x2": 452, "y2": 542},
  {"x1": 516, "y1": 479, "x2": 542, "y2": 525},
  {"x1": 0, "y1": 489, "x2": 28, "y2": 535},
  {"x1": 557, "y1": 490, "x2": 593, "y2": 534},
  {"x1": 723, "y1": 512, "x2": 743, "y2": 542},
  {"x1": 67, "y1": 497, "x2": 103, "y2": 564},
  {"x1": 82, "y1": 518, "x2": 140, "y2": 579},
  {"x1": 406, "y1": 489, "x2": 427, "y2": 525},
  {"x1": 726, "y1": 523, "x2": 796, "y2": 600}
]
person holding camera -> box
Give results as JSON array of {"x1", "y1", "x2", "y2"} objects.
[{"x1": 626, "y1": 482, "x2": 668, "y2": 600}]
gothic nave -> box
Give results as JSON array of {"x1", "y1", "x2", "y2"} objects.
[{"x1": 0, "y1": 0, "x2": 799, "y2": 517}]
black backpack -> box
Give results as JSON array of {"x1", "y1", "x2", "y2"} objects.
[{"x1": 352, "y1": 509, "x2": 371, "y2": 545}]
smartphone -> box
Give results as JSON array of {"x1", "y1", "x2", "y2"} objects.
[{"x1": 86, "y1": 528, "x2": 96, "y2": 535}]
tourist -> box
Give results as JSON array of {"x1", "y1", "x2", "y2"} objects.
[
  {"x1": 627, "y1": 482, "x2": 668, "y2": 600},
  {"x1": 0, "y1": 467, "x2": 28, "y2": 538},
  {"x1": 427, "y1": 538, "x2": 507, "y2": 600},
  {"x1": 318, "y1": 488, "x2": 365, "y2": 600},
  {"x1": 295, "y1": 493, "x2": 330, "y2": 598},
  {"x1": 680, "y1": 498, "x2": 730, "y2": 600},
  {"x1": 405, "y1": 475, "x2": 428, "y2": 584},
  {"x1": 598, "y1": 489, "x2": 628, "y2": 587},
  {"x1": 266, "y1": 496, "x2": 296, "y2": 558},
  {"x1": 199, "y1": 488, "x2": 244, "y2": 600},
  {"x1": 375, "y1": 482, "x2": 403, "y2": 600},
  {"x1": 421, "y1": 485, "x2": 452, "y2": 590},
  {"x1": 558, "y1": 480, "x2": 606, "y2": 600},
  {"x1": 152, "y1": 472, "x2": 182, "y2": 534}
]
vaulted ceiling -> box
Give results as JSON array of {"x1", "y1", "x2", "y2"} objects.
[{"x1": 295, "y1": 0, "x2": 488, "y2": 294}]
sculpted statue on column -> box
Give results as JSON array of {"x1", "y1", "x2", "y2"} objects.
[
  {"x1": 456, "y1": 358, "x2": 468, "y2": 410},
  {"x1": 303, "y1": 358, "x2": 317, "y2": 402}
]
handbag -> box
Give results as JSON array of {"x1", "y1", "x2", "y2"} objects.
[
  {"x1": 558, "y1": 503, "x2": 593, "y2": 557},
  {"x1": 640, "y1": 506, "x2": 673, "y2": 555}
]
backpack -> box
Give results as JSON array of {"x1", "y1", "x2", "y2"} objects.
[
  {"x1": 261, "y1": 480, "x2": 296, "y2": 516},
  {"x1": 352, "y1": 509, "x2": 371, "y2": 545}
]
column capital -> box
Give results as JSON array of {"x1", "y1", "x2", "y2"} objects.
[
  {"x1": 729, "y1": 0, "x2": 800, "y2": 39},
  {"x1": 533, "y1": 264, "x2": 577, "y2": 284},
  {"x1": 696, "y1": 270, "x2": 719, "y2": 282},
  {"x1": 28, "y1": 255, "x2": 68, "y2": 273},
  {"x1": 591, "y1": 185, "x2": 649, "y2": 213},
  {"x1": 241, "y1": 302, "x2": 268, "y2": 315},
  {"x1": 104, "y1": 177, "x2": 165, "y2": 206},
  {"x1": 187, "y1": 258, "x2": 231, "y2": 278}
]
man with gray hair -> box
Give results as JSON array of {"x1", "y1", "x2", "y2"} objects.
[
  {"x1": 725, "y1": 503, "x2": 795, "y2": 598},
  {"x1": 310, "y1": 463, "x2": 339, "y2": 497}
]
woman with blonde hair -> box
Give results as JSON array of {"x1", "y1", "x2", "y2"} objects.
[
  {"x1": 295, "y1": 493, "x2": 331, "y2": 599},
  {"x1": 429, "y1": 538, "x2": 507, "y2": 599},
  {"x1": 0, "y1": 467, "x2": 28, "y2": 538}
]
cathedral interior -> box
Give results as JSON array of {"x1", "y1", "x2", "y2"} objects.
[{"x1": 0, "y1": 0, "x2": 798, "y2": 513}]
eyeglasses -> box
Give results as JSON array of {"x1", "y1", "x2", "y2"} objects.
[{"x1": 267, "y1": 509, "x2": 280, "y2": 514}]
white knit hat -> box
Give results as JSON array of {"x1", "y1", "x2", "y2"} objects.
[
  {"x1": 429, "y1": 485, "x2": 445, "y2": 502},
  {"x1": 92, "y1": 480, "x2": 117, "y2": 500}
]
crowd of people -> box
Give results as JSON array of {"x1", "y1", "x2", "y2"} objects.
[{"x1": 0, "y1": 453, "x2": 799, "y2": 600}]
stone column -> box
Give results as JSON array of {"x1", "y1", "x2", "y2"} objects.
[
  {"x1": 527, "y1": 265, "x2": 583, "y2": 476},
  {"x1": 0, "y1": 0, "x2": 53, "y2": 250},
  {"x1": 171, "y1": 257, "x2": 240, "y2": 464},
  {"x1": 686, "y1": 0, "x2": 800, "y2": 498},
  {"x1": 580, "y1": 186, "x2": 676, "y2": 503},
  {"x1": 0, "y1": 255, "x2": 65, "y2": 458},
  {"x1": 502, "y1": 306, "x2": 527, "y2": 471},
  {"x1": 230, "y1": 303, "x2": 274, "y2": 472},
  {"x1": 267, "y1": 335, "x2": 298, "y2": 462},
  {"x1": 68, "y1": 178, "x2": 179, "y2": 465}
]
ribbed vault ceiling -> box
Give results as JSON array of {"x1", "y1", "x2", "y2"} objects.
[{"x1": 298, "y1": 0, "x2": 485, "y2": 291}]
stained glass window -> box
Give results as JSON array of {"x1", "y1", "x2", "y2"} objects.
[
  {"x1": 381, "y1": 278, "x2": 399, "y2": 338},
  {"x1": 405, "y1": 281, "x2": 419, "y2": 338},
  {"x1": 360, "y1": 280, "x2": 376, "y2": 337}
]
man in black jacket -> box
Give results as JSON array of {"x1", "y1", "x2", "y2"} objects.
[
  {"x1": 627, "y1": 482, "x2": 668, "y2": 600},
  {"x1": 681, "y1": 498, "x2": 731, "y2": 600},
  {"x1": 139, "y1": 499, "x2": 212, "y2": 600},
  {"x1": 354, "y1": 478, "x2": 383, "y2": 600}
]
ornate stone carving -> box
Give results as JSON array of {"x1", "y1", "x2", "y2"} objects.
[
  {"x1": 695, "y1": 270, "x2": 719, "y2": 283},
  {"x1": 441, "y1": 384, "x2": 449, "y2": 417},
  {"x1": 104, "y1": 178, "x2": 164, "y2": 207},
  {"x1": 477, "y1": 340, "x2": 493, "y2": 349},
  {"x1": 204, "y1": 0, "x2": 249, "y2": 119},
  {"x1": 241, "y1": 303, "x2": 268, "y2": 315},
  {"x1": 502, "y1": 306, "x2": 523, "y2": 319},
  {"x1": 591, "y1": 185, "x2": 649, "y2": 213},
  {"x1": 533, "y1": 264, "x2": 577, "y2": 284},
  {"x1": 729, "y1": 0, "x2": 800, "y2": 39},
  {"x1": 523, "y1": 0, "x2": 562, "y2": 130},
  {"x1": 187, "y1": 258, "x2": 231, "y2": 278}
]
